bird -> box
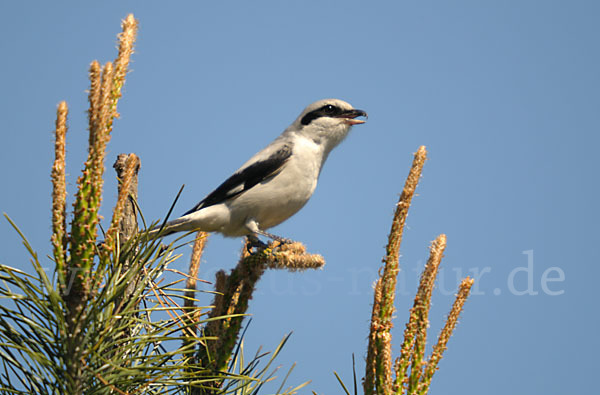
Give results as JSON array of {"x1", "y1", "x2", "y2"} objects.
[{"x1": 153, "y1": 98, "x2": 367, "y2": 244}]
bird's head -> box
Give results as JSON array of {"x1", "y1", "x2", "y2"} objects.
[{"x1": 291, "y1": 98, "x2": 368, "y2": 151}]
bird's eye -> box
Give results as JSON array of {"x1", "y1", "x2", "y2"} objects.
[{"x1": 323, "y1": 105, "x2": 337, "y2": 114}]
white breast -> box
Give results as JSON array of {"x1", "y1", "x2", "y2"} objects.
[{"x1": 223, "y1": 136, "x2": 324, "y2": 234}]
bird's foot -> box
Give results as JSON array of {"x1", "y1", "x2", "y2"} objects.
[
  {"x1": 246, "y1": 234, "x2": 268, "y2": 253},
  {"x1": 246, "y1": 231, "x2": 295, "y2": 254}
]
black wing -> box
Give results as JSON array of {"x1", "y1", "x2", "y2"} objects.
[{"x1": 183, "y1": 144, "x2": 293, "y2": 215}]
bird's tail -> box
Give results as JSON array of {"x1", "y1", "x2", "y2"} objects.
[{"x1": 149, "y1": 216, "x2": 197, "y2": 238}]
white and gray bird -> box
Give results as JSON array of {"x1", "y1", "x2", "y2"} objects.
[{"x1": 154, "y1": 98, "x2": 367, "y2": 242}]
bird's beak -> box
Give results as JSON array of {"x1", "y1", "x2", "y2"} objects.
[{"x1": 338, "y1": 109, "x2": 368, "y2": 125}]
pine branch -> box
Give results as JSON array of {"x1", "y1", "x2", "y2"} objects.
[{"x1": 365, "y1": 146, "x2": 427, "y2": 395}]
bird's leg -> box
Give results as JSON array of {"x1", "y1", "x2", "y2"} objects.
[
  {"x1": 244, "y1": 218, "x2": 293, "y2": 246},
  {"x1": 254, "y1": 229, "x2": 294, "y2": 245}
]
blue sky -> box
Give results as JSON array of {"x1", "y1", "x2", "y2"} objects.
[{"x1": 1, "y1": 1, "x2": 598, "y2": 393}]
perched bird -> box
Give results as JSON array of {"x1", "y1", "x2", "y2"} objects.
[{"x1": 154, "y1": 98, "x2": 367, "y2": 242}]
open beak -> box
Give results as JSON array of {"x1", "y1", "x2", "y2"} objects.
[{"x1": 338, "y1": 109, "x2": 368, "y2": 125}]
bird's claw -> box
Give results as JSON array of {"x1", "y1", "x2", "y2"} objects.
[{"x1": 246, "y1": 235, "x2": 268, "y2": 253}]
